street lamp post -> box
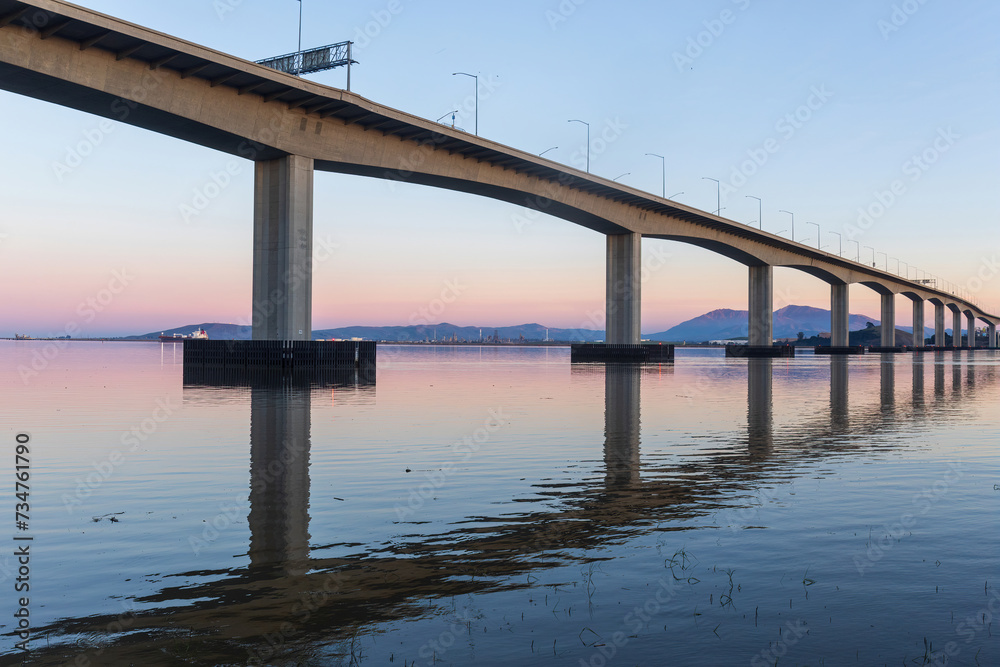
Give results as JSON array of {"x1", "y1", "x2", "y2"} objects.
[
  {"x1": 702, "y1": 177, "x2": 720, "y2": 215},
  {"x1": 849, "y1": 240, "x2": 860, "y2": 262},
  {"x1": 745, "y1": 195, "x2": 762, "y2": 229},
  {"x1": 877, "y1": 252, "x2": 887, "y2": 271},
  {"x1": 645, "y1": 153, "x2": 665, "y2": 198},
  {"x1": 613, "y1": 172, "x2": 630, "y2": 182},
  {"x1": 901, "y1": 261, "x2": 909, "y2": 279},
  {"x1": 829, "y1": 231, "x2": 842, "y2": 256},
  {"x1": 436, "y1": 110, "x2": 458, "y2": 124},
  {"x1": 806, "y1": 222, "x2": 820, "y2": 249},
  {"x1": 568, "y1": 119, "x2": 590, "y2": 172},
  {"x1": 539, "y1": 146, "x2": 558, "y2": 157},
  {"x1": 452, "y1": 72, "x2": 478, "y2": 135},
  {"x1": 864, "y1": 245, "x2": 875, "y2": 266},
  {"x1": 779, "y1": 210, "x2": 794, "y2": 242},
  {"x1": 891, "y1": 257, "x2": 899, "y2": 274},
  {"x1": 668, "y1": 192, "x2": 684, "y2": 200}
]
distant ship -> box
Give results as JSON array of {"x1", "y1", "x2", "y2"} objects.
[{"x1": 159, "y1": 328, "x2": 208, "y2": 342}]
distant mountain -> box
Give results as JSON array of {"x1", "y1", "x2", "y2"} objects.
[
  {"x1": 128, "y1": 322, "x2": 604, "y2": 342},
  {"x1": 645, "y1": 305, "x2": 881, "y2": 342},
  {"x1": 128, "y1": 323, "x2": 252, "y2": 340},
  {"x1": 131, "y1": 305, "x2": 909, "y2": 343},
  {"x1": 311, "y1": 323, "x2": 604, "y2": 342}
]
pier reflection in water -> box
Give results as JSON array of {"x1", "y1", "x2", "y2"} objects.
[
  {"x1": 7, "y1": 345, "x2": 999, "y2": 666},
  {"x1": 248, "y1": 385, "x2": 311, "y2": 576}
]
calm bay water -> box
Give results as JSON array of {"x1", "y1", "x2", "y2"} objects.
[{"x1": 1, "y1": 342, "x2": 998, "y2": 666}]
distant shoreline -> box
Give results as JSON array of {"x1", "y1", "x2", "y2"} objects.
[{"x1": 0, "y1": 338, "x2": 732, "y2": 347}]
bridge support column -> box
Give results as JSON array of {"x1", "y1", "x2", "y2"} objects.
[
  {"x1": 831, "y1": 284, "x2": 849, "y2": 347},
  {"x1": 252, "y1": 155, "x2": 314, "y2": 341},
  {"x1": 966, "y1": 313, "x2": 976, "y2": 348},
  {"x1": 934, "y1": 303, "x2": 946, "y2": 347},
  {"x1": 950, "y1": 308, "x2": 962, "y2": 348},
  {"x1": 880, "y1": 293, "x2": 895, "y2": 347},
  {"x1": 606, "y1": 233, "x2": 641, "y2": 344},
  {"x1": 912, "y1": 300, "x2": 925, "y2": 347},
  {"x1": 989, "y1": 323, "x2": 997, "y2": 349},
  {"x1": 748, "y1": 265, "x2": 773, "y2": 346}
]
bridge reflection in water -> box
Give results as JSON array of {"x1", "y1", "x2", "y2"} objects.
[{"x1": 26, "y1": 353, "x2": 999, "y2": 664}]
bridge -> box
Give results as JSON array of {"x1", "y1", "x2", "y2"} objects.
[{"x1": 2, "y1": 0, "x2": 997, "y2": 348}]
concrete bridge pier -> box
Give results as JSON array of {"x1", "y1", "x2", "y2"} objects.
[
  {"x1": 966, "y1": 313, "x2": 976, "y2": 347},
  {"x1": 606, "y1": 233, "x2": 641, "y2": 345},
  {"x1": 989, "y1": 322, "x2": 997, "y2": 349},
  {"x1": 830, "y1": 284, "x2": 849, "y2": 347},
  {"x1": 252, "y1": 155, "x2": 315, "y2": 341},
  {"x1": 912, "y1": 299, "x2": 925, "y2": 348},
  {"x1": 880, "y1": 293, "x2": 896, "y2": 347},
  {"x1": 748, "y1": 265, "x2": 773, "y2": 346},
  {"x1": 934, "y1": 303, "x2": 946, "y2": 347},
  {"x1": 950, "y1": 307, "x2": 962, "y2": 349}
]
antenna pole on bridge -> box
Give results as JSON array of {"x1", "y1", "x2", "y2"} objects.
[{"x1": 297, "y1": 0, "x2": 303, "y2": 54}]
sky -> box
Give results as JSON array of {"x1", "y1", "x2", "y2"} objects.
[{"x1": 1, "y1": 0, "x2": 998, "y2": 337}]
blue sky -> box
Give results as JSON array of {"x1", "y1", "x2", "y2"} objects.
[{"x1": 1, "y1": 0, "x2": 998, "y2": 336}]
